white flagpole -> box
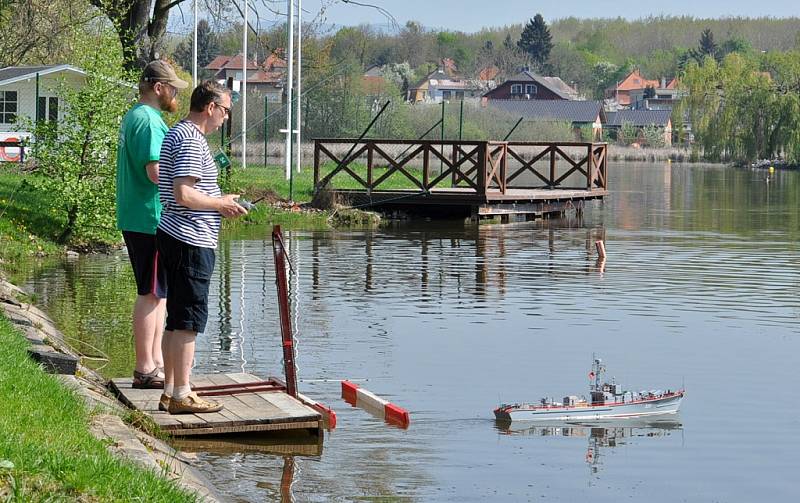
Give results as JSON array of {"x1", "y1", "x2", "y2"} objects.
[
  {"x1": 242, "y1": 0, "x2": 248, "y2": 169},
  {"x1": 284, "y1": 0, "x2": 295, "y2": 180},
  {"x1": 295, "y1": 0, "x2": 302, "y2": 173},
  {"x1": 192, "y1": 0, "x2": 198, "y2": 87}
]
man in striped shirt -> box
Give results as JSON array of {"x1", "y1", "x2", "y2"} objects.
[{"x1": 156, "y1": 80, "x2": 247, "y2": 414}]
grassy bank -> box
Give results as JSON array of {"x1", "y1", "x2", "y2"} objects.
[
  {"x1": 0, "y1": 315, "x2": 197, "y2": 501},
  {"x1": 0, "y1": 171, "x2": 65, "y2": 276},
  {"x1": 224, "y1": 161, "x2": 422, "y2": 203}
]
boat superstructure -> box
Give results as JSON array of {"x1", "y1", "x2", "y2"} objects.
[{"x1": 494, "y1": 357, "x2": 684, "y2": 422}]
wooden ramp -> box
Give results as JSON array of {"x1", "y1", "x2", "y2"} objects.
[{"x1": 109, "y1": 373, "x2": 322, "y2": 437}]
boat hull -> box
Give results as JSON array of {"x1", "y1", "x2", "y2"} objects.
[{"x1": 495, "y1": 393, "x2": 683, "y2": 422}]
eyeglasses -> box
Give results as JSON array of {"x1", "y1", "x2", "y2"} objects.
[
  {"x1": 155, "y1": 81, "x2": 177, "y2": 98},
  {"x1": 215, "y1": 102, "x2": 231, "y2": 116}
]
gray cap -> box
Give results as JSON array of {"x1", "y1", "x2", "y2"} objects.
[{"x1": 141, "y1": 60, "x2": 189, "y2": 89}]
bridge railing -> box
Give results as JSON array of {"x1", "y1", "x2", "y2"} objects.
[{"x1": 313, "y1": 139, "x2": 608, "y2": 195}]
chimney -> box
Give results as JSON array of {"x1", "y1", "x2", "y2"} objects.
[{"x1": 661, "y1": 77, "x2": 666, "y2": 88}]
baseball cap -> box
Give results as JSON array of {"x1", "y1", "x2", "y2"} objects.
[{"x1": 141, "y1": 60, "x2": 189, "y2": 89}]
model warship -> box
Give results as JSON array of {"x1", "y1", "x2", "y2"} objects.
[{"x1": 494, "y1": 357, "x2": 684, "y2": 422}]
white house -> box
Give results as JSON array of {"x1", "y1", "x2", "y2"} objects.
[{"x1": 0, "y1": 64, "x2": 86, "y2": 161}]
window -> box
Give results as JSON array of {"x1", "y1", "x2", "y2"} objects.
[
  {"x1": 37, "y1": 97, "x2": 46, "y2": 121},
  {"x1": 442, "y1": 90, "x2": 452, "y2": 100},
  {"x1": 456, "y1": 91, "x2": 464, "y2": 100},
  {"x1": 525, "y1": 84, "x2": 537, "y2": 96},
  {"x1": 49, "y1": 97, "x2": 58, "y2": 122},
  {"x1": 37, "y1": 96, "x2": 59, "y2": 123},
  {"x1": 0, "y1": 91, "x2": 17, "y2": 124},
  {"x1": 510, "y1": 84, "x2": 523, "y2": 94}
]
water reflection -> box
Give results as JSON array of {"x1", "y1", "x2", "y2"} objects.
[{"x1": 496, "y1": 418, "x2": 682, "y2": 476}]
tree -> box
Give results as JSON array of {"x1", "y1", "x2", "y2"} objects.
[
  {"x1": 699, "y1": 28, "x2": 717, "y2": 58},
  {"x1": 90, "y1": 0, "x2": 189, "y2": 70},
  {"x1": 28, "y1": 28, "x2": 136, "y2": 244},
  {"x1": 718, "y1": 37, "x2": 752, "y2": 58},
  {"x1": 173, "y1": 19, "x2": 220, "y2": 72},
  {"x1": 680, "y1": 51, "x2": 800, "y2": 163},
  {"x1": 0, "y1": 0, "x2": 96, "y2": 66},
  {"x1": 495, "y1": 33, "x2": 527, "y2": 77},
  {"x1": 517, "y1": 14, "x2": 553, "y2": 70},
  {"x1": 382, "y1": 62, "x2": 415, "y2": 95},
  {"x1": 330, "y1": 26, "x2": 374, "y2": 67}
]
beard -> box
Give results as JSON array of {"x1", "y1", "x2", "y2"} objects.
[{"x1": 158, "y1": 92, "x2": 178, "y2": 113}]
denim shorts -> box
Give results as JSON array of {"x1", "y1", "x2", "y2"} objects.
[{"x1": 156, "y1": 229, "x2": 216, "y2": 333}]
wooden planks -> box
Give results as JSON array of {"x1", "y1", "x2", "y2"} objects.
[{"x1": 109, "y1": 373, "x2": 322, "y2": 437}]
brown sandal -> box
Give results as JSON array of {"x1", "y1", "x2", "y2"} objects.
[{"x1": 132, "y1": 368, "x2": 165, "y2": 389}]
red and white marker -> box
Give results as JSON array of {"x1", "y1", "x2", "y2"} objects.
[
  {"x1": 297, "y1": 391, "x2": 337, "y2": 429},
  {"x1": 341, "y1": 380, "x2": 410, "y2": 428}
]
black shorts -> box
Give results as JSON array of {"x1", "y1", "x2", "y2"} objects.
[
  {"x1": 156, "y1": 228, "x2": 216, "y2": 334},
  {"x1": 122, "y1": 231, "x2": 167, "y2": 298}
]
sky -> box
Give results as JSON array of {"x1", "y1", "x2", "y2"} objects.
[{"x1": 280, "y1": 0, "x2": 798, "y2": 32}]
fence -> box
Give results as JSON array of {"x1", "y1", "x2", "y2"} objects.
[{"x1": 313, "y1": 139, "x2": 608, "y2": 196}]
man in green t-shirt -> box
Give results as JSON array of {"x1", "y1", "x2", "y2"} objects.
[{"x1": 116, "y1": 60, "x2": 188, "y2": 389}]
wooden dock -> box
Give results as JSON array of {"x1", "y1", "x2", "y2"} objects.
[
  {"x1": 109, "y1": 373, "x2": 322, "y2": 437},
  {"x1": 313, "y1": 139, "x2": 608, "y2": 218}
]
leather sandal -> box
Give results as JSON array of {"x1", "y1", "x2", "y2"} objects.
[{"x1": 132, "y1": 368, "x2": 165, "y2": 389}]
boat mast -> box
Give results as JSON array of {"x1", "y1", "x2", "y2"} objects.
[{"x1": 590, "y1": 354, "x2": 604, "y2": 393}]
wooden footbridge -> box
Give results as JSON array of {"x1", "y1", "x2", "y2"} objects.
[{"x1": 313, "y1": 139, "x2": 608, "y2": 219}]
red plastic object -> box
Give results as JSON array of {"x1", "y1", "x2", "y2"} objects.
[
  {"x1": 313, "y1": 403, "x2": 337, "y2": 429},
  {"x1": 341, "y1": 380, "x2": 359, "y2": 406},
  {"x1": 384, "y1": 403, "x2": 410, "y2": 428}
]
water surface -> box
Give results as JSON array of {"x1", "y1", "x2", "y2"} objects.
[{"x1": 26, "y1": 163, "x2": 800, "y2": 501}]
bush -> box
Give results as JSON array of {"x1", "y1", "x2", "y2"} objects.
[{"x1": 27, "y1": 29, "x2": 135, "y2": 246}]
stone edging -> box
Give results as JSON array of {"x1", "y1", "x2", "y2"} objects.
[{"x1": 0, "y1": 278, "x2": 223, "y2": 502}]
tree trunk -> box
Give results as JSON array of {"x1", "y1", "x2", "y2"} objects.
[
  {"x1": 89, "y1": 0, "x2": 186, "y2": 71},
  {"x1": 58, "y1": 203, "x2": 78, "y2": 244}
]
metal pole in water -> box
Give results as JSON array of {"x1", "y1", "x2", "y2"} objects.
[{"x1": 272, "y1": 225, "x2": 298, "y2": 397}]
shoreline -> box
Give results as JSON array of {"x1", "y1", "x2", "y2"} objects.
[{"x1": 0, "y1": 277, "x2": 223, "y2": 502}]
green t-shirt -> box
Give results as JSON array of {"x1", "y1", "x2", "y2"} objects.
[{"x1": 115, "y1": 103, "x2": 168, "y2": 234}]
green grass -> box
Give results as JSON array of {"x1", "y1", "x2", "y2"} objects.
[
  {"x1": 0, "y1": 170, "x2": 64, "y2": 277},
  {"x1": 0, "y1": 315, "x2": 199, "y2": 502},
  {"x1": 224, "y1": 161, "x2": 430, "y2": 203}
]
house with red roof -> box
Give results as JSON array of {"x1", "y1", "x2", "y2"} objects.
[
  {"x1": 605, "y1": 69, "x2": 660, "y2": 108},
  {"x1": 205, "y1": 52, "x2": 286, "y2": 102}
]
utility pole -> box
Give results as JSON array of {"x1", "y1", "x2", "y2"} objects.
[
  {"x1": 284, "y1": 0, "x2": 295, "y2": 181},
  {"x1": 192, "y1": 0, "x2": 198, "y2": 88},
  {"x1": 295, "y1": 0, "x2": 303, "y2": 174},
  {"x1": 241, "y1": 0, "x2": 248, "y2": 169}
]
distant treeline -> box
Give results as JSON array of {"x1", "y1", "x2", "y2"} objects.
[{"x1": 184, "y1": 15, "x2": 800, "y2": 100}]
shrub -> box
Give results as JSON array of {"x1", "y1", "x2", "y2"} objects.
[{"x1": 27, "y1": 29, "x2": 135, "y2": 246}]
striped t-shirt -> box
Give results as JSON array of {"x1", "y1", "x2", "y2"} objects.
[{"x1": 157, "y1": 120, "x2": 222, "y2": 248}]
